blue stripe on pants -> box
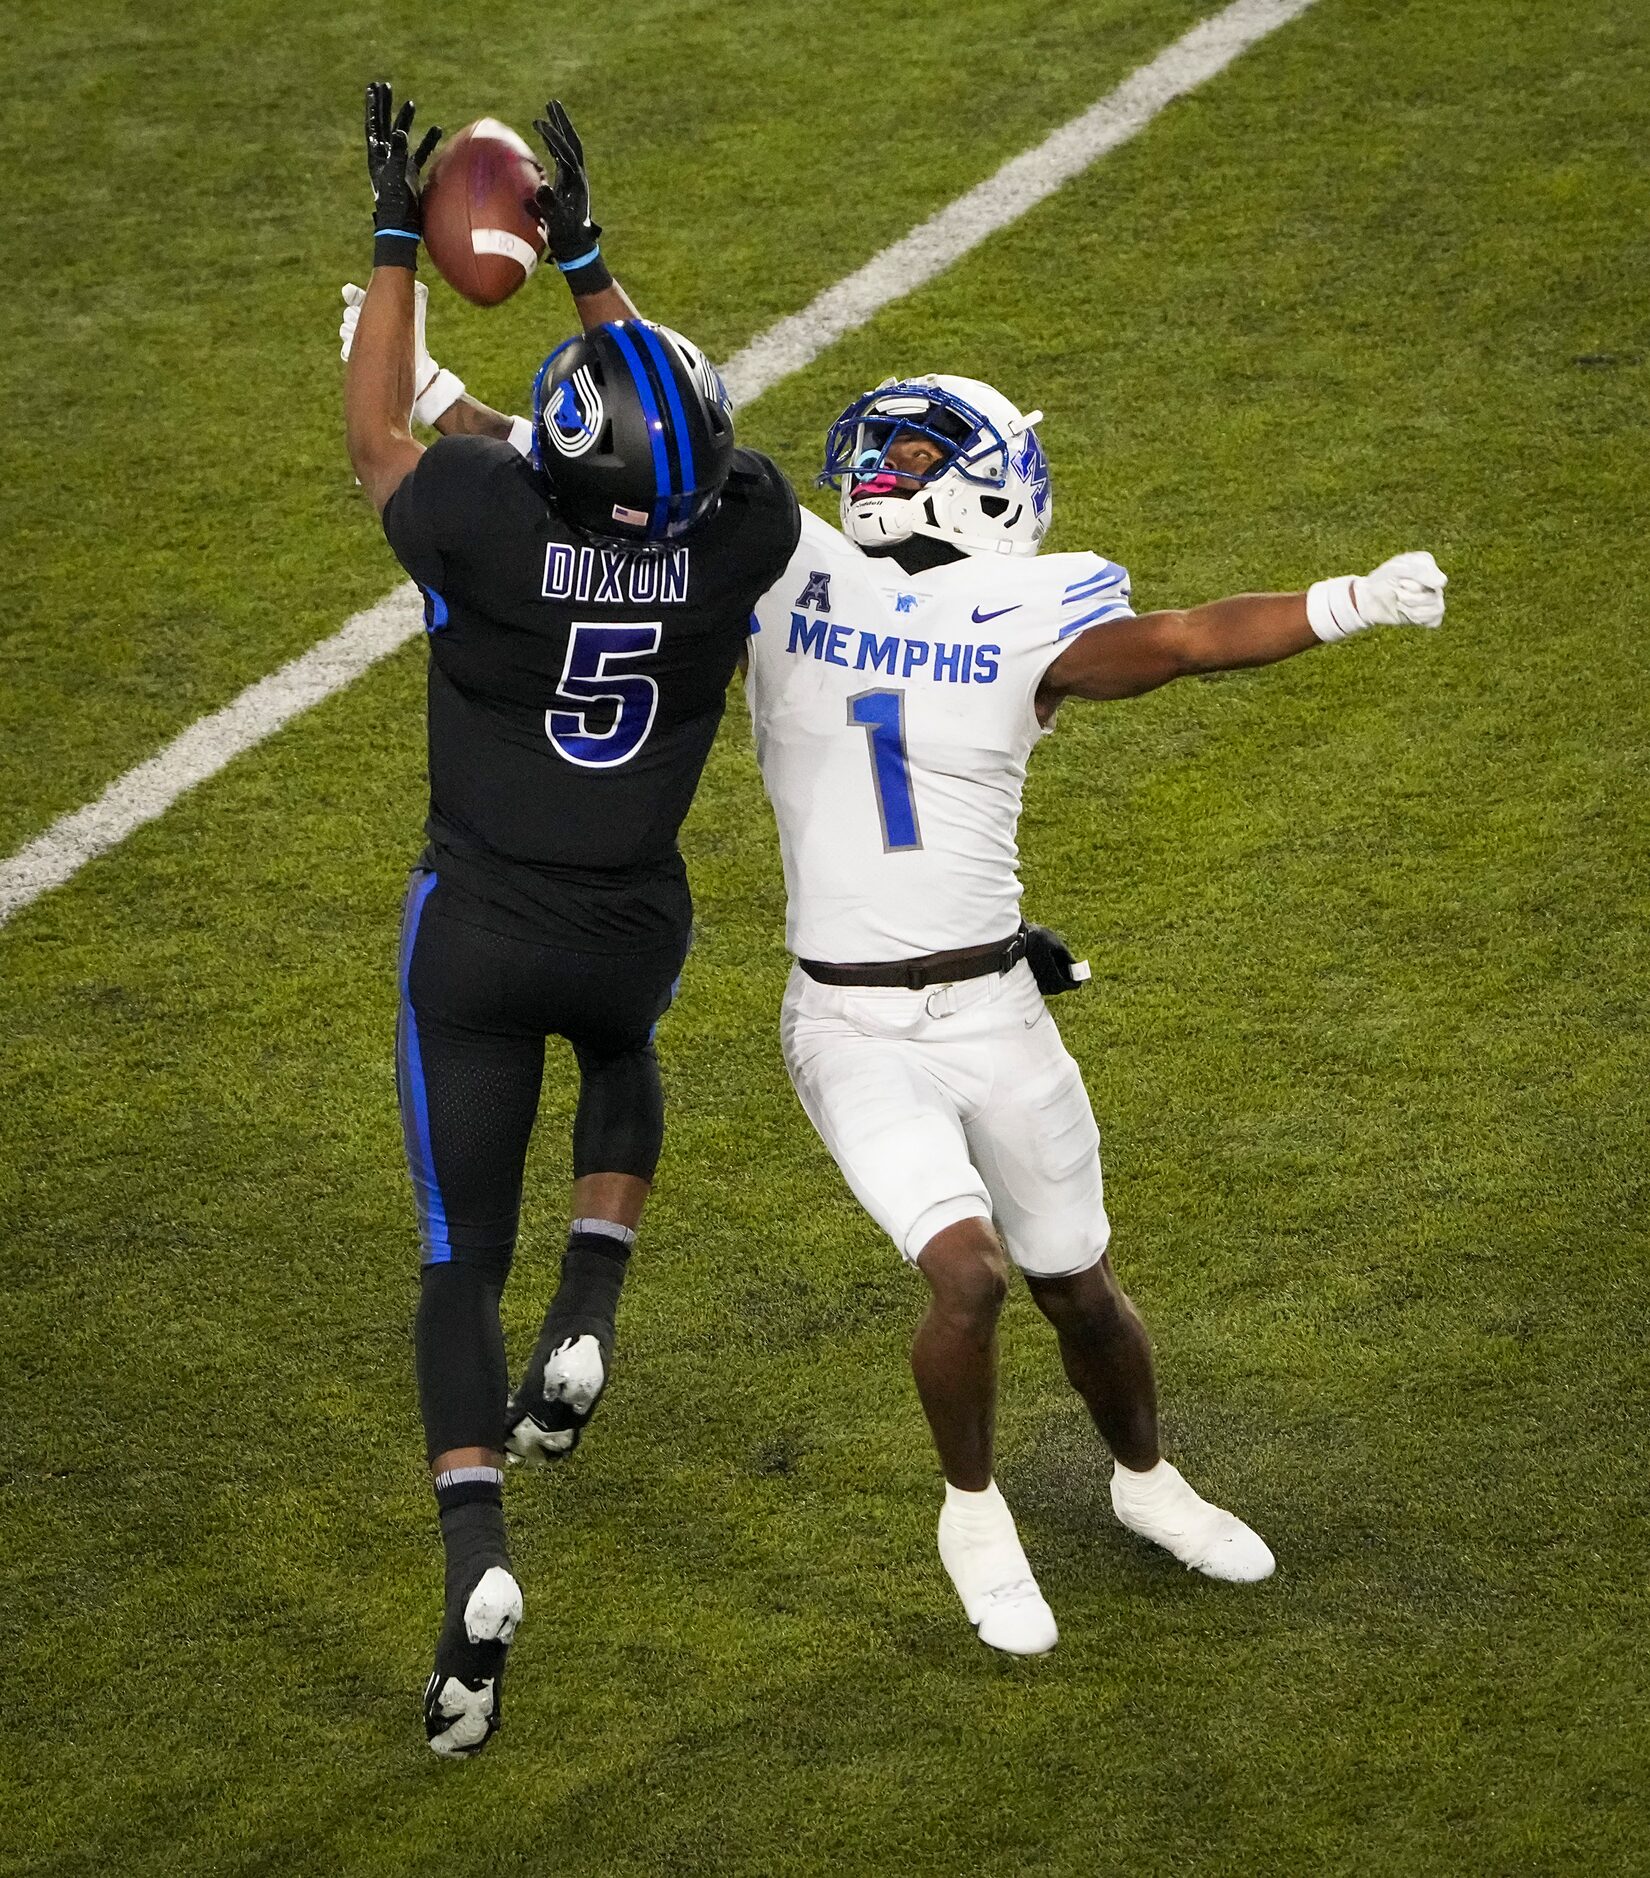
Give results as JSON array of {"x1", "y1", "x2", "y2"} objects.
[{"x1": 395, "y1": 870, "x2": 452, "y2": 1264}]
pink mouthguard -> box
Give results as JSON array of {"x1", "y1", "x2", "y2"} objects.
[{"x1": 852, "y1": 472, "x2": 903, "y2": 500}]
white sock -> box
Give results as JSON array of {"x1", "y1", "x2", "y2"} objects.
[
  {"x1": 942, "y1": 1479, "x2": 1008, "y2": 1531},
  {"x1": 1112, "y1": 1458, "x2": 1176, "y2": 1500}
]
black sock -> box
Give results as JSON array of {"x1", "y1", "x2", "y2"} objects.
[
  {"x1": 426, "y1": 1469, "x2": 513, "y2": 1739},
  {"x1": 433, "y1": 1467, "x2": 509, "y2": 1614},
  {"x1": 538, "y1": 1228, "x2": 633, "y2": 1361}
]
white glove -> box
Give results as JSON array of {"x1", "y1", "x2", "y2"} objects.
[
  {"x1": 338, "y1": 281, "x2": 465, "y2": 428},
  {"x1": 1307, "y1": 551, "x2": 1448, "y2": 642}
]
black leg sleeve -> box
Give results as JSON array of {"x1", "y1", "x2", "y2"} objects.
[
  {"x1": 416, "y1": 1264, "x2": 509, "y2": 1458},
  {"x1": 398, "y1": 881, "x2": 548, "y2": 1267},
  {"x1": 571, "y1": 1037, "x2": 665, "y2": 1181}
]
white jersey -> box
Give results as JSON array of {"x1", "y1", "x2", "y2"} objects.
[{"x1": 746, "y1": 508, "x2": 1133, "y2": 960}]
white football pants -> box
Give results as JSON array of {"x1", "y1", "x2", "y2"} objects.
[{"x1": 780, "y1": 959, "x2": 1109, "y2": 1276}]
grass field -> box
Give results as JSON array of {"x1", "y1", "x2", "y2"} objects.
[{"x1": 3, "y1": 0, "x2": 1648, "y2": 1872}]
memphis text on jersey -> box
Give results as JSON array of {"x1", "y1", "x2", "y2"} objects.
[
  {"x1": 542, "y1": 544, "x2": 692, "y2": 607},
  {"x1": 777, "y1": 571, "x2": 1000, "y2": 686}
]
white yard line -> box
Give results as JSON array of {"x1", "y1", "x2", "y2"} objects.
[
  {"x1": 0, "y1": 591, "x2": 424, "y2": 921},
  {"x1": 718, "y1": 0, "x2": 1317, "y2": 404},
  {"x1": 0, "y1": 0, "x2": 1318, "y2": 926}
]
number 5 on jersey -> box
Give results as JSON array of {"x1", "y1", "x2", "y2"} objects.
[
  {"x1": 848, "y1": 688, "x2": 922, "y2": 852},
  {"x1": 547, "y1": 622, "x2": 661, "y2": 768}
]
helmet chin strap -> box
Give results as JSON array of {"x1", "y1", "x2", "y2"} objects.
[
  {"x1": 845, "y1": 494, "x2": 918, "y2": 546},
  {"x1": 847, "y1": 491, "x2": 998, "y2": 556}
]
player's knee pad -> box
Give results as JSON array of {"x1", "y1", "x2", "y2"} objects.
[
  {"x1": 572, "y1": 1038, "x2": 664, "y2": 1181},
  {"x1": 1008, "y1": 1208, "x2": 1111, "y2": 1280}
]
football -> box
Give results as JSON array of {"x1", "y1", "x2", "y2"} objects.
[{"x1": 420, "y1": 118, "x2": 548, "y2": 306}]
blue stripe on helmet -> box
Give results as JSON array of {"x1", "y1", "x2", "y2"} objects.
[
  {"x1": 626, "y1": 326, "x2": 688, "y2": 530},
  {"x1": 635, "y1": 324, "x2": 697, "y2": 512},
  {"x1": 605, "y1": 322, "x2": 672, "y2": 536},
  {"x1": 628, "y1": 324, "x2": 697, "y2": 535}
]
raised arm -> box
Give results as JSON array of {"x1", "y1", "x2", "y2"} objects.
[
  {"x1": 1036, "y1": 554, "x2": 1448, "y2": 714},
  {"x1": 419, "y1": 94, "x2": 642, "y2": 449},
  {"x1": 339, "y1": 98, "x2": 639, "y2": 454},
  {"x1": 344, "y1": 83, "x2": 442, "y2": 513},
  {"x1": 531, "y1": 100, "x2": 639, "y2": 328}
]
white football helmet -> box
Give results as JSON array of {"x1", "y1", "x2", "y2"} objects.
[{"x1": 819, "y1": 373, "x2": 1051, "y2": 557}]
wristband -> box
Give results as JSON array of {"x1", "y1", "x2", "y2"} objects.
[
  {"x1": 412, "y1": 366, "x2": 465, "y2": 428},
  {"x1": 506, "y1": 414, "x2": 536, "y2": 460},
  {"x1": 556, "y1": 250, "x2": 614, "y2": 297},
  {"x1": 1305, "y1": 576, "x2": 1368, "y2": 643},
  {"x1": 373, "y1": 229, "x2": 419, "y2": 271}
]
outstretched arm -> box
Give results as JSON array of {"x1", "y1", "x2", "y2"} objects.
[
  {"x1": 1036, "y1": 554, "x2": 1448, "y2": 712},
  {"x1": 1038, "y1": 591, "x2": 1315, "y2": 706}
]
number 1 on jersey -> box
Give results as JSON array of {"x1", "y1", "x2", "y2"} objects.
[{"x1": 848, "y1": 689, "x2": 922, "y2": 852}]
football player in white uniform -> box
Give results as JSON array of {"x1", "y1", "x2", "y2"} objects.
[
  {"x1": 341, "y1": 286, "x2": 1446, "y2": 1664},
  {"x1": 744, "y1": 374, "x2": 1444, "y2": 1652}
]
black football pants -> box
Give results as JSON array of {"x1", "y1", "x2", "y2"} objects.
[{"x1": 395, "y1": 868, "x2": 685, "y2": 1457}]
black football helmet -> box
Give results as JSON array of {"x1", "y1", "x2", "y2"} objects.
[{"x1": 530, "y1": 320, "x2": 735, "y2": 548}]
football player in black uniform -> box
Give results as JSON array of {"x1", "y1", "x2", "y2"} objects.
[{"x1": 346, "y1": 84, "x2": 799, "y2": 1756}]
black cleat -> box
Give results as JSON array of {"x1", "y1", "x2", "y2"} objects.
[
  {"x1": 505, "y1": 1334, "x2": 607, "y2": 1467},
  {"x1": 423, "y1": 1565, "x2": 523, "y2": 1758}
]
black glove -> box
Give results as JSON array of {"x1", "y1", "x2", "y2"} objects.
[
  {"x1": 532, "y1": 100, "x2": 613, "y2": 295},
  {"x1": 365, "y1": 81, "x2": 442, "y2": 270},
  {"x1": 1024, "y1": 924, "x2": 1091, "y2": 996}
]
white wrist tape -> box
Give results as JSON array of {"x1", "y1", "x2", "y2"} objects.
[
  {"x1": 412, "y1": 366, "x2": 465, "y2": 428},
  {"x1": 1306, "y1": 576, "x2": 1369, "y2": 643},
  {"x1": 506, "y1": 414, "x2": 535, "y2": 460}
]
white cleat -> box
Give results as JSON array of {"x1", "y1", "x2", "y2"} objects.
[
  {"x1": 424, "y1": 1566, "x2": 523, "y2": 1759},
  {"x1": 1110, "y1": 1460, "x2": 1275, "y2": 1582},
  {"x1": 938, "y1": 1486, "x2": 1059, "y2": 1656},
  {"x1": 505, "y1": 1335, "x2": 606, "y2": 1468},
  {"x1": 972, "y1": 1578, "x2": 1060, "y2": 1656}
]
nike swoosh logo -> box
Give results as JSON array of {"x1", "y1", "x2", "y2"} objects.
[{"x1": 972, "y1": 604, "x2": 1021, "y2": 623}]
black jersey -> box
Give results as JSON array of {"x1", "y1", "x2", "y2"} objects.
[{"x1": 383, "y1": 435, "x2": 800, "y2": 947}]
